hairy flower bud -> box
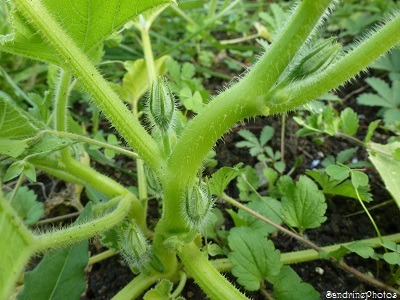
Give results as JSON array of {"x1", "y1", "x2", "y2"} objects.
[
  {"x1": 119, "y1": 222, "x2": 151, "y2": 273},
  {"x1": 145, "y1": 165, "x2": 163, "y2": 197},
  {"x1": 288, "y1": 38, "x2": 341, "y2": 80},
  {"x1": 149, "y1": 77, "x2": 175, "y2": 131},
  {"x1": 184, "y1": 184, "x2": 213, "y2": 229}
]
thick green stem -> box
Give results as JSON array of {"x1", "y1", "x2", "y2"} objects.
[
  {"x1": 266, "y1": 11, "x2": 400, "y2": 114},
  {"x1": 13, "y1": 0, "x2": 164, "y2": 173},
  {"x1": 30, "y1": 156, "x2": 146, "y2": 230},
  {"x1": 53, "y1": 68, "x2": 72, "y2": 160},
  {"x1": 111, "y1": 273, "x2": 162, "y2": 300},
  {"x1": 33, "y1": 194, "x2": 132, "y2": 252},
  {"x1": 154, "y1": 0, "x2": 335, "y2": 254},
  {"x1": 179, "y1": 242, "x2": 249, "y2": 300}
]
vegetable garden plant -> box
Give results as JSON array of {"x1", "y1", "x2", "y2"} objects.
[{"x1": 1, "y1": 0, "x2": 400, "y2": 299}]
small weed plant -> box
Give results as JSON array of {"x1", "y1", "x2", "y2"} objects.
[{"x1": 1, "y1": 0, "x2": 400, "y2": 299}]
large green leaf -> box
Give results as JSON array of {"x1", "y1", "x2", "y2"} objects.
[
  {"x1": 228, "y1": 227, "x2": 282, "y2": 291},
  {"x1": 19, "y1": 204, "x2": 92, "y2": 300},
  {"x1": 0, "y1": 190, "x2": 36, "y2": 300},
  {"x1": 368, "y1": 142, "x2": 400, "y2": 209},
  {"x1": 281, "y1": 176, "x2": 327, "y2": 231},
  {"x1": 0, "y1": 98, "x2": 43, "y2": 139},
  {"x1": 0, "y1": 0, "x2": 172, "y2": 64}
]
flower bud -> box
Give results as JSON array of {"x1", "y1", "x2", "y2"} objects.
[
  {"x1": 184, "y1": 184, "x2": 213, "y2": 230},
  {"x1": 145, "y1": 165, "x2": 163, "y2": 197},
  {"x1": 149, "y1": 77, "x2": 175, "y2": 131},
  {"x1": 288, "y1": 38, "x2": 341, "y2": 80},
  {"x1": 119, "y1": 222, "x2": 151, "y2": 273}
]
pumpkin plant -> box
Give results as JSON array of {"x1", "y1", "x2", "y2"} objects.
[{"x1": 1, "y1": 0, "x2": 400, "y2": 299}]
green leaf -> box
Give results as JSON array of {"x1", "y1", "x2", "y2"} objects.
[
  {"x1": 336, "y1": 147, "x2": 358, "y2": 164},
  {"x1": 209, "y1": 163, "x2": 243, "y2": 197},
  {"x1": 260, "y1": 126, "x2": 274, "y2": 146},
  {"x1": 329, "y1": 242, "x2": 376, "y2": 261},
  {"x1": 0, "y1": 98, "x2": 42, "y2": 139},
  {"x1": 306, "y1": 170, "x2": 372, "y2": 201},
  {"x1": 0, "y1": 191, "x2": 36, "y2": 300},
  {"x1": 326, "y1": 165, "x2": 349, "y2": 181},
  {"x1": 268, "y1": 266, "x2": 320, "y2": 300},
  {"x1": 226, "y1": 209, "x2": 247, "y2": 228},
  {"x1": 6, "y1": 186, "x2": 43, "y2": 225},
  {"x1": 19, "y1": 204, "x2": 92, "y2": 300},
  {"x1": 228, "y1": 227, "x2": 282, "y2": 291},
  {"x1": 1, "y1": 0, "x2": 172, "y2": 64},
  {"x1": 122, "y1": 55, "x2": 170, "y2": 103},
  {"x1": 340, "y1": 107, "x2": 359, "y2": 135},
  {"x1": 0, "y1": 138, "x2": 29, "y2": 158},
  {"x1": 350, "y1": 170, "x2": 369, "y2": 189},
  {"x1": 393, "y1": 148, "x2": 400, "y2": 161},
  {"x1": 282, "y1": 176, "x2": 327, "y2": 230},
  {"x1": 143, "y1": 279, "x2": 185, "y2": 300},
  {"x1": 4, "y1": 161, "x2": 25, "y2": 182},
  {"x1": 368, "y1": 142, "x2": 400, "y2": 209},
  {"x1": 238, "y1": 198, "x2": 282, "y2": 236},
  {"x1": 365, "y1": 120, "x2": 381, "y2": 144}
]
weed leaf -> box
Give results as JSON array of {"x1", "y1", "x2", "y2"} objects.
[
  {"x1": 268, "y1": 266, "x2": 319, "y2": 300},
  {"x1": 6, "y1": 187, "x2": 43, "y2": 225},
  {"x1": 209, "y1": 163, "x2": 243, "y2": 197},
  {"x1": 19, "y1": 204, "x2": 92, "y2": 300},
  {"x1": 365, "y1": 120, "x2": 381, "y2": 144},
  {"x1": 368, "y1": 142, "x2": 400, "y2": 209},
  {"x1": 326, "y1": 165, "x2": 349, "y2": 181},
  {"x1": 228, "y1": 227, "x2": 282, "y2": 291},
  {"x1": 340, "y1": 107, "x2": 359, "y2": 135},
  {"x1": 281, "y1": 176, "x2": 327, "y2": 230},
  {"x1": 350, "y1": 170, "x2": 369, "y2": 189},
  {"x1": 143, "y1": 279, "x2": 185, "y2": 300},
  {"x1": 1, "y1": 0, "x2": 173, "y2": 64},
  {"x1": 238, "y1": 197, "x2": 282, "y2": 236},
  {"x1": 0, "y1": 98, "x2": 43, "y2": 139},
  {"x1": 123, "y1": 56, "x2": 170, "y2": 104}
]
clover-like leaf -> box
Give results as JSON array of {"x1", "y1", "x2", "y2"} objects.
[
  {"x1": 281, "y1": 176, "x2": 327, "y2": 231},
  {"x1": 1, "y1": 0, "x2": 173, "y2": 65},
  {"x1": 350, "y1": 170, "x2": 369, "y2": 189},
  {"x1": 228, "y1": 227, "x2": 282, "y2": 291},
  {"x1": 326, "y1": 164, "x2": 349, "y2": 181}
]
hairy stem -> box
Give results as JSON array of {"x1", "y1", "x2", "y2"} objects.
[
  {"x1": 111, "y1": 273, "x2": 163, "y2": 300},
  {"x1": 179, "y1": 241, "x2": 249, "y2": 300},
  {"x1": 266, "y1": 11, "x2": 400, "y2": 113},
  {"x1": 34, "y1": 195, "x2": 132, "y2": 252}
]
